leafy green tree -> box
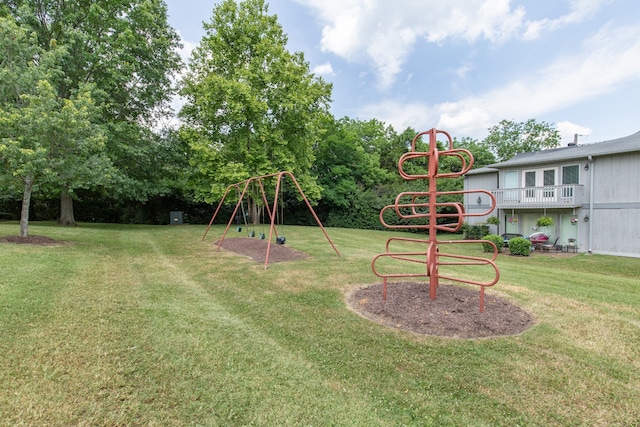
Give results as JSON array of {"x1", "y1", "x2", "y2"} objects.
[
  {"x1": 4, "y1": 0, "x2": 182, "y2": 224},
  {"x1": 453, "y1": 137, "x2": 496, "y2": 169},
  {"x1": 0, "y1": 17, "x2": 106, "y2": 236},
  {"x1": 179, "y1": 0, "x2": 332, "y2": 220},
  {"x1": 314, "y1": 117, "x2": 392, "y2": 210},
  {"x1": 483, "y1": 119, "x2": 560, "y2": 162},
  {"x1": 377, "y1": 127, "x2": 419, "y2": 173}
]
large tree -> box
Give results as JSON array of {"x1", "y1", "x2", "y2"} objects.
[
  {"x1": 0, "y1": 17, "x2": 106, "y2": 236},
  {"x1": 3, "y1": 0, "x2": 182, "y2": 225},
  {"x1": 314, "y1": 118, "x2": 392, "y2": 210},
  {"x1": 483, "y1": 119, "x2": 560, "y2": 162},
  {"x1": 179, "y1": 0, "x2": 332, "y2": 218}
]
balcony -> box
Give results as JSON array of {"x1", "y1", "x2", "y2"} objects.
[{"x1": 492, "y1": 184, "x2": 584, "y2": 209}]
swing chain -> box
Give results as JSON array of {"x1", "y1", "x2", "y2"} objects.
[{"x1": 276, "y1": 180, "x2": 286, "y2": 244}]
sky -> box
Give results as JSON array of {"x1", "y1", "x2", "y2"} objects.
[{"x1": 163, "y1": 0, "x2": 640, "y2": 146}]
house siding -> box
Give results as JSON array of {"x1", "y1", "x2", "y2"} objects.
[
  {"x1": 586, "y1": 152, "x2": 640, "y2": 256},
  {"x1": 463, "y1": 173, "x2": 498, "y2": 217},
  {"x1": 463, "y1": 132, "x2": 640, "y2": 258},
  {"x1": 591, "y1": 153, "x2": 640, "y2": 203},
  {"x1": 590, "y1": 207, "x2": 640, "y2": 257}
]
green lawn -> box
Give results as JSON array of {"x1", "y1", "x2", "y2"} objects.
[{"x1": 1, "y1": 222, "x2": 639, "y2": 426}]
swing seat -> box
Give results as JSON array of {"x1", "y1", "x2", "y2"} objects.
[
  {"x1": 249, "y1": 230, "x2": 255, "y2": 238},
  {"x1": 276, "y1": 236, "x2": 286, "y2": 245},
  {"x1": 236, "y1": 226, "x2": 242, "y2": 232},
  {"x1": 259, "y1": 233, "x2": 265, "y2": 240}
]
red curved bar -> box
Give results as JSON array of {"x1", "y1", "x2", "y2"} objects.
[{"x1": 371, "y1": 128, "x2": 500, "y2": 312}]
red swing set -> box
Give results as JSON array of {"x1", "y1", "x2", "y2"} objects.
[{"x1": 202, "y1": 171, "x2": 341, "y2": 269}]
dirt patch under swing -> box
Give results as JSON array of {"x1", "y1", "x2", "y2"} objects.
[{"x1": 214, "y1": 237, "x2": 310, "y2": 263}]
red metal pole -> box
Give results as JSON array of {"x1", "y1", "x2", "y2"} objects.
[
  {"x1": 371, "y1": 128, "x2": 500, "y2": 312},
  {"x1": 427, "y1": 129, "x2": 439, "y2": 300},
  {"x1": 264, "y1": 173, "x2": 283, "y2": 269},
  {"x1": 282, "y1": 171, "x2": 341, "y2": 258},
  {"x1": 216, "y1": 181, "x2": 250, "y2": 253},
  {"x1": 201, "y1": 184, "x2": 238, "y2": 242}
]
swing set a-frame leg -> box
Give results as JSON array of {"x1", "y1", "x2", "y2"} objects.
[
  {"x1": 263, "y1": 171, "x2": 340, "y2": 269},
  {"x1": 201, "y1": 171, "x2": 340, "y2": 270},
  {"x1": 202, "y1": 181, "x2": 252, "y2": 253},
  {"x1": 202, "y1": 184, "x2": 239, "y2": 242}
]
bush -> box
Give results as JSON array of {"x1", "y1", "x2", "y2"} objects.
[
  {"x1": 509, "y1": 237, "x2": 532, "y2": 256},
  {"x1": 462, "y1": 223, "x2": 489, "y2": 240},
  {"x1": 482, "y1": 234, "x2": 504, "y2": 253}
]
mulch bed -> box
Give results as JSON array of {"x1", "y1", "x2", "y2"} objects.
[
  {"x1": 347, "y1": 282, "x2": 535, "y2": 338},
  {"x1": 0, "y1": 235, "x2": 65, "y2": 246},
  {"x1": 214, "y1": 237, "x2": 535, "y2": 339},
  {"x1": 213, "y1": 237, "x2": 310, "y2": 263}
]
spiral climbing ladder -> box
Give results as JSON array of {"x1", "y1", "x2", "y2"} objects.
[{"x1": 371, "y1": 128, "x2": 500, "y2": 312}]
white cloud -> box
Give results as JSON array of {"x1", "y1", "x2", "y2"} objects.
[
  {"x1": 296, "y1": 0, "x2": 528, "y2": 89},
  {"x1": 296, "y1": 0, "x2": 614, "y2": 91},
  {"x1": 176, "y1": 32, "x2": 198, "y2": 63},
  {"x1": 312, "y1": 62, "x2": 335, "y2": 76},
  {"x1": 362, "y1": 23, "x2": 640, "y2": 139},
  {"x1": 522, "y1": 0, "x2": 608, "y2": 40},
  {"x1": 454, "y1": 63, "x2": 476, "y2": 80},
  {"x1": 357, "y1": 100, "x2": 436, "y2": 133},
  {"x1": 556, "y1": 121, "x2": 592, "y2": 145}
]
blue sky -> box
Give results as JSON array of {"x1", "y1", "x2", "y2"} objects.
[{"x1": 164, "y1": 0, "x2": 640, "y2": 145}]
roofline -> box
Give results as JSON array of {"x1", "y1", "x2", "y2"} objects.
[
  {"x1": 465, "y1": 167, "x2": 499, "y2": 176},
  {"x1": 486, "y1": 130, "x2": 640, "y2": 169}
]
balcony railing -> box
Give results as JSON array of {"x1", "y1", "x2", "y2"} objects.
[{"x1": 492, "y1": 184, "x2": 584, "y2": 209}]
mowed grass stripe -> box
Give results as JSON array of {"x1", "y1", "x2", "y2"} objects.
[
  {"x1": 134, "y1": 236, "x2": 387, "y2": 425},
  {"x1": 0, "y1": 224, "x2": 385, "y2": 425},
  {"x1": 1, "y1": 222, "x2": 640, "y2": 425}
]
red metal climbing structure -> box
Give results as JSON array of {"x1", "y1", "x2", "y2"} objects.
[{"x1": 371, "y1": 128, "x2": 500, "y2": 312}]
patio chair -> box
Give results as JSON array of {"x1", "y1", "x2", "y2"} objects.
[{"x1": 541, "y1": 237, "x2": 559, "y2": 252}]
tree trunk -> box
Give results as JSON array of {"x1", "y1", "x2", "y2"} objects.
[
  {"x1": 248, "y1": 198, "x2": 259, "y2": 225},
  {"x1": 20, "y1": 176, "x2": 34, "y2": 237},
  {"x1": 59, "y1": 190, "x2": 77, "y2": 226}
]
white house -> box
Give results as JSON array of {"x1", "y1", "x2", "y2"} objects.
[{"x1": 464, "y1": 130, "x2": 640, "y2": 257}]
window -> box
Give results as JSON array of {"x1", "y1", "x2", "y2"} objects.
[
  {"x1": 543, "y1": 169, "x2": 555, "y2": 198},
  {"x1": 504, "y1": 171, "x2": 518, "y2": 200},
  {"x1": 562, "y1": 165, "x2": 579, "y2": 198},
  {"x1": 544, "y1": 169, "x2": 555, "y2": 185},
  {"x1": 525, "y1": 171, "x2": 535, "y2": 198},
  {"x1": 562, "y1": 165, "x2": 579, "y2": 184},
  {"x1": 523, "y1": 168, "x2": 557, "y2": 200}
]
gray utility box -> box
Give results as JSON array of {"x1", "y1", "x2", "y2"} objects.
[{"x1": 170, "y1": 211, "x2": 183, "y2": 225}]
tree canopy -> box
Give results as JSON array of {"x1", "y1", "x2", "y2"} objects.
[
  {"x1": 0, "y1": 16, "x2": 106, "y2": 236},
  {"x1": 483, "y1": 119, "x2": 560, "y2": 162},
  {"x1": 3, "y1": 0, "x2": 183, "y2": 225},
  {"x1": 179, "y1": 0, "x2": 332, "y2": 204},
  {"x1": 314, "y1": 118, "x2": 393, "y2": 210}
]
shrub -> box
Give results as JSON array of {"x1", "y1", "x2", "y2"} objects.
[
  {"x1": 509, "y1": 237, "x2": 532, "y2": 256},
  {"x1": 462, "y1": 223, "x2": 489, "y2": 240},
  {"x1": 482, "y1": 234, "x2": 504, "y2": 253}
]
